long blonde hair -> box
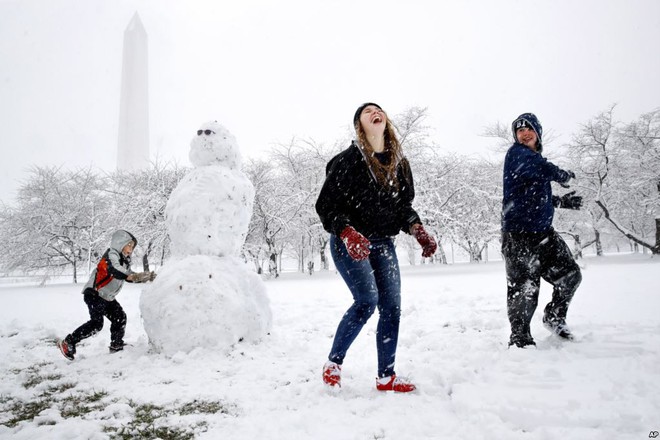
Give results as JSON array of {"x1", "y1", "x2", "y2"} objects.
[{"x1": 356, "y1": 113, "x2": 404, "y2": 188}]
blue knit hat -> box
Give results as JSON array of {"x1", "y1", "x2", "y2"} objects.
[
  {"x1": 512, "y1": 113, "x2": 543, "y2": 151},
  {"x1": 353, "y1": 102, "x2": 382, "y2": 128}
]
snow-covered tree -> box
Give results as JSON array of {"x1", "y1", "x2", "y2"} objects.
[
  {"x1": 617, "y1": 108, "x2": 660, "y2": 253},
  {"x1": 569, "y1": 106, "x2": 660, "y2": 254},
  {"x1": 244, "y1": 158, "x2": 302, "y2": 277},
  {"x1": 242, "y1": 159, "x2": 271, "y2": 274},
  {"x1": 442, "y1": 158, "x2": 501, "y2": 262},
  {"x1": 409, "y1": 151, "x2": 461, "y2": 265},
  {"x1": 0, "y1": 166, "x2": 108, "y2": 281},
  {"x1": 270, "y1": 139, "x2": 333, "y2": 274},
  {"x1": 393, "y1": 107, "x2": 451, "y2": 264},
  {"x1": 107, "y1": 160, "x2": 188, "y2": 271}
]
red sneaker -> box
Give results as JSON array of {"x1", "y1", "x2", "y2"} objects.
[
  {"x1": 376, "y1": 374, "x2": 416, "y2": 393},
  {"x1": 322, "y1": 361, "x2": 341, "y2": 387},
  {"x1": 57, "y1": 339, "x2": 75, "y2": 361}
]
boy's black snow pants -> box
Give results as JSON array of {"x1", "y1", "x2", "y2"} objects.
[
  {"x1": 67, "y1": 288, "x2": 127, "y2": 346},
  {"x1": 502, "y1": 229, "x2": 582, "y2": 340}
]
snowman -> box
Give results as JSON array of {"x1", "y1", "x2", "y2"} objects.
[{"x1": 140, "y1": 121, "x2": 272, "y2": 355}]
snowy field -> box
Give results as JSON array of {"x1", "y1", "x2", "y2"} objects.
[{"x1": 0, "y1": 253, "x2": 658, "y2": 440}]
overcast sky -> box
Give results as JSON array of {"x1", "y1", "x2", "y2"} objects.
[{"x1": 1, "y1": 0, "x2": 659, "y2": 203}]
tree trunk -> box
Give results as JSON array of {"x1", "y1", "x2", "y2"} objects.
[
  {"x1": 266, "y1": 237, "x2": 279, "y2": 278},
  {"x1": 320, "y1": 246, "x2": 328, "y2": 270},
  {"x1": 247, "y1": 252, "x2": 261, "y2": 274},
  {"x1": 267, "y1": 252, "x2": 277, "y2": 277},
  {"x1": 142, "y1": 240, "x2": 153, "y2": 271},
  {"x1": 298, "y1": 237, "x2": 304, "y2": 273},
  {"x1": 437, "y1": 243, "x2": 447, "y2": 264},
  {"x1": 72, "y1": 259, "x2": 78, "y2": 284},
  {"x1": 594, "y1": 228, "x2": 603, "y2": 256},
  {"x1": 87, "y1": 245, "x2": 92, "y2": 274},
  {"x1": 574, "y1": 234, "x2": 583, "y2": 259},
  {"x1": 469, "y1": 246, "x2": 482, "y2": 262},
  {"x1": 160, "y1": 238, "x2": 168, "y2": 266}
]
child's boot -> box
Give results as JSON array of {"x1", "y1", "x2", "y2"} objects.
[
  {"x1": 109, "y1": 341, "x2": 126, "y2": 353},
  {"x1": 57, "y1": 337, "x2": 76, "y2": 361}
]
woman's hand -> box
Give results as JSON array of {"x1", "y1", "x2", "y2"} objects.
[
  {"x1": 339, "y1": 226, "x2": 371, "y2": 261},
  {"x1": 411, "y1": 224, "x2": 437, "y2": 258}
]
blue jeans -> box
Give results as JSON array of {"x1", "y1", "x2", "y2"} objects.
[{"x1": 328, "y1": 234, "x2": 401, "y2": 378}]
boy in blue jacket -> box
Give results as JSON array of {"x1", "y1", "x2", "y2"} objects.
[
  {"x1": 57, "y1": 230, "x2": 155, "y2": 360},
  {"x1": 502, "y1": 113, "x2": 583, "y2": 348}
]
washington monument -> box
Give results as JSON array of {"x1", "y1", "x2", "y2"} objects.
[{"x1": 117, "y1": 12, "x2": 149, "y2": 171}]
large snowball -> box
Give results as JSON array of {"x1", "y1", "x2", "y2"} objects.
[{"x1": 140, "y1": 255, "x2": 272, "y2": 355}]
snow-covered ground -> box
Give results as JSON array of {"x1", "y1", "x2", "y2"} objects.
[{"x1": 0, "y1": 253, "x2": 658, "y2": 439}]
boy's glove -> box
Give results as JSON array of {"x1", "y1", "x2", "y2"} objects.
[
  {"x1": 556, "y1": 191, "x2": 583, "y2": 210},
  {"x1": 412, "y1": 224, "x2": 437, "y2": 258},
  {"x1": 339, "y1": 226, "x2": 370, "y2": 261},
  {"x1": 131, "y1": 271, "x2": 155, "y2": 283},
  {"x1": 559, "y1": 170, "x2": 576, "y2": 189}
]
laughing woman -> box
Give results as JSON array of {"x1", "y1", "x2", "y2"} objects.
[{"x1": 315, "y1": 102, "x2": 437, "y2": 392}]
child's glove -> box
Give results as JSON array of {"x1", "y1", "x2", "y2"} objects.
[
  {"x1": 339, "y1": 226, "x2": 371, "y2": 261},
  {"x1": 131, "y1": 271, "x2": 155, "y2": 283},
  {"x1": 412, "y1": 224, "x2": 438, "y2": 258},
  {"x1": 556, "y1": 191, "x2": 583, "y2": 210},
  {"x1": 559, "y1": 170, "x2": 576, "y2": 188}
]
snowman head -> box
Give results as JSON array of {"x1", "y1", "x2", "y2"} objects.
[{"x1": 189, "y1": 121, "x2": 241, "y2": 169}]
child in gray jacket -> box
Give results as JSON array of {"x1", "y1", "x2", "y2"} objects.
[{"x1": 57, "y1": 230, "x2": 155, "y2": 360}]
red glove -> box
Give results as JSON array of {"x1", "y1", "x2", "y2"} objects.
[
  {"x1": 412, "y1": 224, "x2": 437, "y2": 258},
  {"x1": 339, "y1": 226, "x2": 371, "y2": 261}
]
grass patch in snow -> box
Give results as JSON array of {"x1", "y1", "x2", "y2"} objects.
[
  {"x1": 2, "y1": 396, "x2": 54, "y2": 428},
  {"x1": 104, "y1": 399, "x2": 235, "y2": 440},
  {"x1": 1, "y1": 357, "x2": 238, "y2": 436},
  {"x1": 0, "y1": 361, "x2": 111, "y2": 427},
  {"x1": 104, "y1": 402, "x2": 191, "y2": 440},
  {"x1": 59, "y1": 390, "x2": 109, "y2": 418},
  {"x1": 20, "y1": 362, "x2": 62, "y2": 389},
  {"x1": 178, "y1": 399, "x2": 235, "y2": 416}
]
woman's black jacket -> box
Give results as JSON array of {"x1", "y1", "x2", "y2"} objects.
[{"x1": 315, "y1": 142, "x2": 421, "y2": 239}]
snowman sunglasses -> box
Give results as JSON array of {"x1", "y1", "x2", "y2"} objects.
[{"x1": 197, "y1": 129, "x2": 215, "y2": 135}]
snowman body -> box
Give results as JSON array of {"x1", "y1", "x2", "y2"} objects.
[
  {"x1": 166, "y1": 164, "x2": 254, "y2": 257},
  {"x1": 140, "y1": 121, "x2": 271, "y2": 355}
]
